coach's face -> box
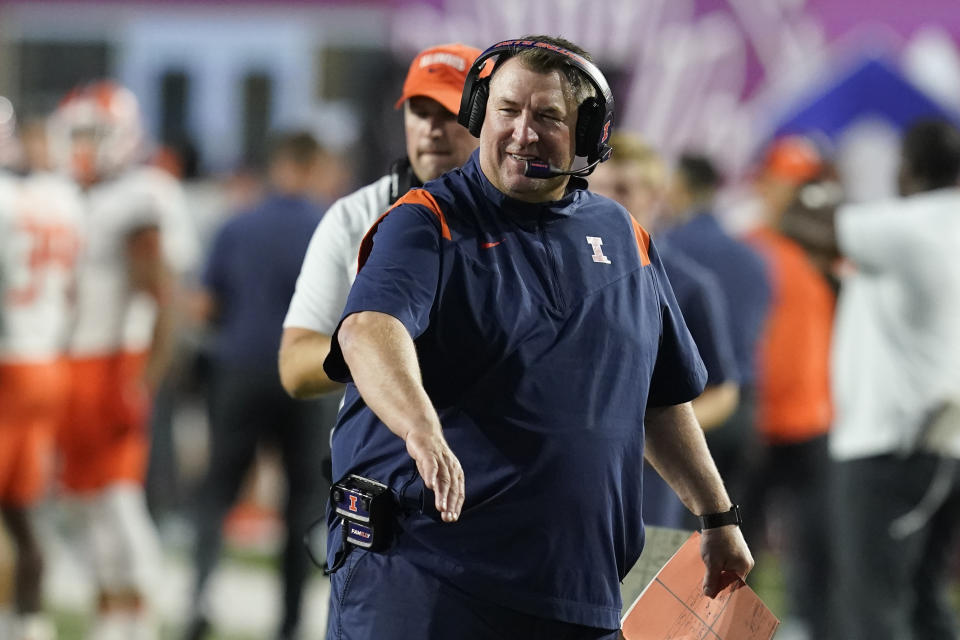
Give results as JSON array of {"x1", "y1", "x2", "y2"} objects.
[
  {"x1": 479, "y1": 57, "x2": 578, "y2": 203},
  {"x1": 404, "y1": 96, "x2": 478, "y2": 183}
]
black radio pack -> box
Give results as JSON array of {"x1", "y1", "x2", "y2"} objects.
[
  {"x1": 331, "y1": 474, "x2": 396, "y2": 552},
  {"x1": 306, "y1": 474, "x2": 401, "y2": 575}
]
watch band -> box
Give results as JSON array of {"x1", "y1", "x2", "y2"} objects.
[{"x1": 698, "y1": 504, "x2": 742, "y2": 530}]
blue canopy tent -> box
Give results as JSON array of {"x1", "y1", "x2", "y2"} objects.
[{"x1": 773, "y1": 56, "x2": 960, "y2": 141}]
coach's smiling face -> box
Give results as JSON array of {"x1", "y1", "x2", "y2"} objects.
[{"x1": 479, "y1": 57, "x2": 578, "y2": 204}]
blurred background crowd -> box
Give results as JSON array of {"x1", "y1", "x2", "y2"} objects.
[{"x1": 1, "y1": 0, "x2": 960, "y2": 639}]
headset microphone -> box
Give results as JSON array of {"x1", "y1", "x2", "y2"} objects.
[{"x1": 524, "y1": 157, "x2": 603, "y2": 179}]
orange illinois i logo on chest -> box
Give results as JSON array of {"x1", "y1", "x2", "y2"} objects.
[{"x1": 586, "y1": 236, "x2": 611, "y2": 264}]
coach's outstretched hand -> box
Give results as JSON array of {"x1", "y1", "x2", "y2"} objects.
[
  {"x1": 699, "y1": 525, "x2": 754, "y2": 598},
  {"x1": 338, "y1": 310, "x2": 466, "y2": 523},
  {"x1": 405, "y1": 426, "x2": 465, "y2": 523}
]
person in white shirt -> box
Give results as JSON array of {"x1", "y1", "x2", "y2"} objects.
[
  {"x1": 830, "y1": 119, "x2": 960, "y2": 640},
  {"x1": 279, "y1": 43, "x2": 483, "y2": 399}
]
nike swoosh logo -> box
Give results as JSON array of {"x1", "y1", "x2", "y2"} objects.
[{"x1": 481, "y1": 240, "x2": 504, "y2": 249}]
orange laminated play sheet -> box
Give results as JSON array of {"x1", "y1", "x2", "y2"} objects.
[{"x1": 621, "y1": 532, "x2": 779, "y2": 640}]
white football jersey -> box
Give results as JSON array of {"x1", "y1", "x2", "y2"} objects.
[
  {"x1": 69, "y1": 165, "x2": 198, "y2": 356},
  {"x1": 0, "y1": 170, "x2": 84, "y2": 362}
]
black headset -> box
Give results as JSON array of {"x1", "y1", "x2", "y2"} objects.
[{"x1": 457, "y1": 38, "x2": 615, "y2": 165}]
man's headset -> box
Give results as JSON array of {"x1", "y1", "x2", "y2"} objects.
[{"x1": 457, "y1": 38, "x2": 615, "y2": 179}]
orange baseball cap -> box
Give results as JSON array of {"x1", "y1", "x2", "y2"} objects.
[
  {"x1": 395, "y1": 43, "x2": 484, "y2": 115},
  {"x1": 763, "y1": 135, "x2": 823, "y2": 185}
]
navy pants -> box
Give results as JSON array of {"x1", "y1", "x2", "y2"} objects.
[{"x1": 327, "y1": 548, "x2": 620, "y2": 640}]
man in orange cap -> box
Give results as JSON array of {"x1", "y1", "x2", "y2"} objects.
[
  {"x1": 743, "y1": 135, "x2": 836, "y2": 640},
  {"x1": 280, "y1": 43, "x2": 482, "y2": 399}
]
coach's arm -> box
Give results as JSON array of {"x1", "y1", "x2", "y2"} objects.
[
  {"x1": 644, "y1": 401, "x2": 754, "y2": 597},
  {"x1": 337, "y1": 310, "x2": 463, "y2": 523}
]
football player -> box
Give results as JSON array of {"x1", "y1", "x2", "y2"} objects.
[
  {"x1": 49, "y1": 81, "x2": 197, "y2": 640},
  {"x1": 0, "y1": 97, "x2": 84, "y2": 640}
]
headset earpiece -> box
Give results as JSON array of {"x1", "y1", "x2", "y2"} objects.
[
  {"x1": 575, "y1": 97, "x2": 603, "y2": 160},
  {"x1": 466, "y1": 80, "x2": 488, "y2": 138}
]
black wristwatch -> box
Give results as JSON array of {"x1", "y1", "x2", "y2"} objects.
[{"x1": 698, "y1": 504, "x2": 742, "y2": 530}]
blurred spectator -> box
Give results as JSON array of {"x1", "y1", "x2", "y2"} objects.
[
  {"x1": 49, "y1": 79, "x2": 199, "y2": 640},
  {"x1": 589, "y1": 133, "x2": 739, "y2": 529},
  {"x1": 743, "y1": 135, "x2": 836, "y2": 640},
  {"x1": 279, "y1": 42, "x2": 482, "y2": 399},
  {"x1": 830, "y1": 119, "x2": 960, "y2": 640},
  {"x1": 0, "y1": 102, "x2": 83, "y2": 640},
  {"x1": 779, "y1": 171, "x2": 845, "y2": 293},
  {"x1": 661, "y1": 154, "x2": 772, "y2": 504},
  {"x1": 183, "y1": 131, "x2": 331, "y2": 640}
]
